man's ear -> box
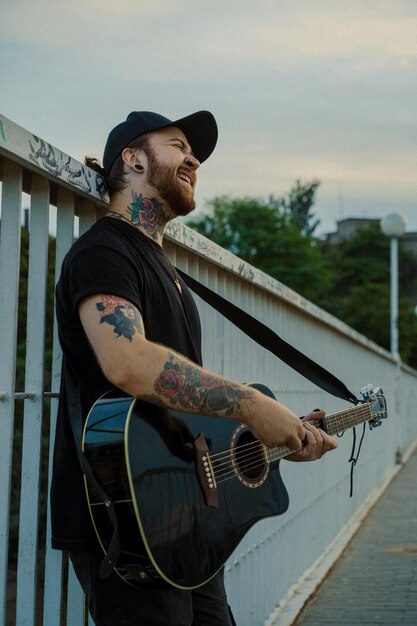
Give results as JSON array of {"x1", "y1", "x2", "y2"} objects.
[{"x1": 121, "y1": 147, "x2": 143, "y2": 171}]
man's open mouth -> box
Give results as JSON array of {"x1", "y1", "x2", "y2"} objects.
[{"x1": 178, "y1": 171, "x2": 193, "y2": 188}]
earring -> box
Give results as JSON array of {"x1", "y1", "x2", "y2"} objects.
[{"x1": 134, "y1": 164, "x2": 144, "y2": 172}]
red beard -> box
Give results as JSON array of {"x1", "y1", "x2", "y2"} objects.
[{"x1": 146, "y1": 149, "x2": 196, "y2": 217}]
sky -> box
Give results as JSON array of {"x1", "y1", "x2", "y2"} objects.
[{"x1": 1, "y1": 0, "x2": 416, "y2": 235}]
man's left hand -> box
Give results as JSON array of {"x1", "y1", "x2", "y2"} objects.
[{"x1": 285, "y1": 409, "x2": 338, "y2": 462}]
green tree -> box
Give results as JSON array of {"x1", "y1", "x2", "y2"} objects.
[
  {"x1": 279, "y1": 179, "x2": 320, "y2": 236},
  {"x1": 187, "y1": 182, "x2": 331, "y2": 301},
  {"x1": 318, "y1": 225, "x2": 417, "y2": 366}
]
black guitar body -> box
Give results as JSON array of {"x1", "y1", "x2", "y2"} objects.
[{"x1": 83, "y1": 384, "x2": 289, "y2": 589}]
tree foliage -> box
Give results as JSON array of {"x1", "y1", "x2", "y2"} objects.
[
  {"x1": 187, "y1": 181, "x2": 332, "y2": 301},
  {"x1": 317, "y1": 225, "x2": 417, "y2": 366},
  {"x1": 280, "y1": 179, "x2": 320, "y2": 236},
  {"x1": 188, "y1": 189, "x2": 417, "y2": 368}
]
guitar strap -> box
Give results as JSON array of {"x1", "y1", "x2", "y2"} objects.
[{"x1": 176, "y1": 269, "x2": 359, "y2": 405}]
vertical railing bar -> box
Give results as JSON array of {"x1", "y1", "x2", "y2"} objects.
[
  {"x1": 66, "y1": 566, "x2": 86, "y2": 626},
  {"x1": 78, "y1": 199, "x2": 98, "y2": 236},
  {"x1": 0, "y1": 160, "x2": 22, "y2": 626},
  {"x1": 66, "y1": 197, "x2": 98, "y2": 625},
  {"x1": 204, "y1": 263, "x2": 218, "y2": 373},
  {"x1": 232, "y1": 277, "x2": 241, "y2": 376},
  {"x1": 42, "y1": 188, "x2": 75, "y2": 626},
  {"x1": 216, "y1": 267, "x2": 225, "y2": 376},
  {"x1": 192, "y1": 259, "x2": 207, "y2": 347},
  {"x1": 15, "y1": 175, "x2": 50, "y2": 626}
]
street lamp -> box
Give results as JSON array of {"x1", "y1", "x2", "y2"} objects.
[{"x1": 381, "y1": 213, "x2": 406, "y2": 358}]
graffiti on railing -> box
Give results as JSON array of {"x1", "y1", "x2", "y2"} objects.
[
  {"x1": 237, "y1": 261, "x2": 255, "y2": 281},
  {"x1": 28, "y1": 135, "x2": 105, "y2": 195}
]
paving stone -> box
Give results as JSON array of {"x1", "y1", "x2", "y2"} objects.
[{"x1": 294, "y1": 449, "x2": 417, "y2": 626}]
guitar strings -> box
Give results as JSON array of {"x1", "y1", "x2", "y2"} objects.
[
  {"x1": 209, "y1": 437, "x2": 261, "y2": 459},
  {"x1": 214, "y1": 434, "x2": 369, "y2": 486},
  {"x1": 217, "y1": 463, "x2": 264, "y2": 484},
  {"x1": 213, "y1": 444, "x2": 296, "y2": 483},
  {"x1": 209, "y1": 406, "x2": 373, "y2": 485},
  {"x1": 211, "y1": 443, "x2": 263, "y2": 467},
  {"x1": 211, "y1": 443, "x2": 265, "y2": 471},
  {"x1": 213, "y1": 447, "x2": 274, "y2": 482},
  {"x1": 209, "y1": 433, "x2": 298, "y2": 465},
  {"x1": 210, "y1": 439, "x2": 260, "y2": 463},
  {"x1": 208, "y1": 405, "x2": 371, "y2": 468},
  {"x1": 210, "y1": 441, "x2": 265, "y2": 469},
  {"x1": 216, "y1": 458, "x2": 271, "y2": 485},
  {"x1": 210, "y1": 407, "x2": 370, "y2": 471}
]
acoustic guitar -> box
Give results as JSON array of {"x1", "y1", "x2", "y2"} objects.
[{"x1": 82, "y1": 383, "x2": 386, "y2": 589}]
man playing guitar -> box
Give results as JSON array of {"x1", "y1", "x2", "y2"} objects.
[{"x1": 51, "y1": 110, "x2": 337, "y2": 625}]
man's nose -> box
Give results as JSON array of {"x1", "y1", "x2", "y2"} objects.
[{"x1": 184, "y1": 153, "x2": 200, "y2": 171}]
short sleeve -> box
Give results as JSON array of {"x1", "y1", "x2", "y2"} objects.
[{"x1": 65, "y1": 245, "x2": 144, "y2": 316}]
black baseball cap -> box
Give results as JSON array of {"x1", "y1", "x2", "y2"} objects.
[{"x1": 103, "y1": 110, "x2": 218, "y2": 176}]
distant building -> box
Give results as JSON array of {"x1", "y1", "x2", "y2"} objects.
[
  {"x1": 326, "y1": 217, "x2": 417, "y2": 309},
  {"x1": 402, "y1": 232, "x2": 417, "y2": 258},
  {"x1": 326, "y1": 217, "x2": 417, "y2": 258},
  {"x1": 326, "y1": 217, "x2": 380, "y2": 244}
]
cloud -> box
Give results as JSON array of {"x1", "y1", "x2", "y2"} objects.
[
  {"x1": 249, "y1": 9, "x2": 417, "y2": 63},
  {"x1": 4, "y1": 1, "x2": 415, "y2": 65},
  {"x1": 1, "y1": 0, "x2": 416, "y2": 234}
]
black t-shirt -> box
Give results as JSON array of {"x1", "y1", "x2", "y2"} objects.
[{"x1": 51, "y1": 217, "x2": 202, "y2": 550}]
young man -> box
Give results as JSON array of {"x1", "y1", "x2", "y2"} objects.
[{"x1": 51, "y1": 110, "x2": 337, "y2": 625}]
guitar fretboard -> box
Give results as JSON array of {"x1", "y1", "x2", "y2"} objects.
[{"x1": 264, "y1": 403, "x2": 372, "y2": 463}]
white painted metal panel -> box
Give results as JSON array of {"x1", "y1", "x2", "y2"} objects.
[
  {"x1": 65, "y1": 198, "x2": 99, "y2": 625},
  {"x1": 0, "y1": 160, "x2": 22, "y2": 626},
  {"x1": 78, "y1": 199, "x2": 98, "y2": 236},
  {"x1": 15, "y1": 176, "x2": 50, "y2": 626},
  {"x1": 66, "y1": 566, "x2": 86, "y2": 626},
  {"x1": 43, "y1": 188, "x2": 75, "y2": 626}
]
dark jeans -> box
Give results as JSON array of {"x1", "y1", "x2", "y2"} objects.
[{"x1": 69, "y1": 551, "x2": 237, "y2": 626}]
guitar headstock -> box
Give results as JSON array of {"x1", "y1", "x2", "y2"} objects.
[{"x1": 360, "y1": 384, "x2": 387, "y2": 429}]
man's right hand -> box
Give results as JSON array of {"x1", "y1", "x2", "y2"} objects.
[{"x1": 241, "y1": 391, "x2": 305, "y2": 451}]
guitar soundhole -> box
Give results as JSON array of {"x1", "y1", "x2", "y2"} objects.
[{"x1": 235, "y1": 430, "x2": 265, "y2": 481}]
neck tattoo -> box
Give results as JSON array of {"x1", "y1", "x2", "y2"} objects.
[{"x1": 111, "y1": 192, "x2": 167, "y2": 242}]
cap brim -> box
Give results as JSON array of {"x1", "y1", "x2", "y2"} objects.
[{"x1": 161, "y1": 110, "x2": 218, "y2": 163}]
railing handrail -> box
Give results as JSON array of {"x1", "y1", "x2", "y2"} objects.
[{"x1": 0, "y1": 113, "x2": 106, "y2": 206}]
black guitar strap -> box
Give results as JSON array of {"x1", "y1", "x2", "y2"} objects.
[
  {"x1": 177, "y1": 270, "x2": 366, "y2": 497},
  {"x1": 177, "y1": 268, "x2": 359, "y2": 405}
]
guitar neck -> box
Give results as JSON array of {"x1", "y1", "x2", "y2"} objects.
[{"x1": 265, "y1": 402, "x2": 372, "y2": 463}]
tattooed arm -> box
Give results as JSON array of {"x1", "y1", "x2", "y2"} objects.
[{"x1": 79, "y1": 293, "x2": 308, "y2": 451}]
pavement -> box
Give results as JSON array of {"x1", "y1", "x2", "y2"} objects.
[{"x1": 293, "y1": 448, "x2": 417, "y2": 626}]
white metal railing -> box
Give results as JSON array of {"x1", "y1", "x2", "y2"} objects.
[{"x1": 1, "y1": 113, "x2": 417, "y2": 626}]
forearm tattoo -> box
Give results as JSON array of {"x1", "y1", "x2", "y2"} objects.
[
  {"x1": 153, "y1": 352, "x2": 253, "y2": 415},
  {"x1": 96, "y1": 295, "x2": 144, "y2": 341}
]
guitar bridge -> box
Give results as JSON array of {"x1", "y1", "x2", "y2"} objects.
[{"x1": 194, "y1": 432, "x2": 219, "y2": 509}]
